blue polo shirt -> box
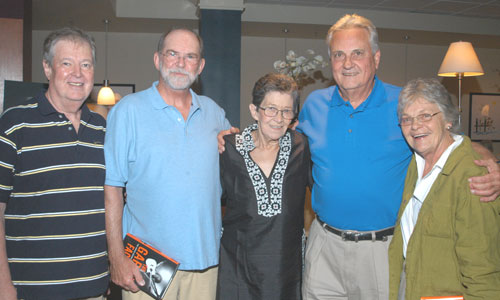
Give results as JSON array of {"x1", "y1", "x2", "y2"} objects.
[
  {"x1": 298, "y1": 77, "x2": 412, "y2": 231},
  {"x1": 105, "y1": 81, "x2": 230, "y2": 270}
]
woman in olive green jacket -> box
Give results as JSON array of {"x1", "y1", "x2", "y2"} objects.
[{"x1": 388, "y1": 78, "x2": 500, "y2": 300}]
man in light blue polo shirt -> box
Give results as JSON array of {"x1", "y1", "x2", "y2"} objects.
[
  {"x1": 104, "y1": 28, "x2": 230, "y2": 300},
  {"x1": 299, "y1": 14, "x2": 500, "y2": 300}
]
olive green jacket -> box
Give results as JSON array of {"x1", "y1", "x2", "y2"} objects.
[{"x1": 388, "y1": 136, "x2": 500, "y2": 300}]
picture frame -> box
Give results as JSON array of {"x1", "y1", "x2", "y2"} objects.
[
  {"x1": 468, "y1": 93, "x2": 500, "y2": 142},
  {"x1": 87, "y1": 83, "x2": 135, "y2": 103},
  {"x1": 3, "y1": 80, "x2": 49, "y2": 111}
]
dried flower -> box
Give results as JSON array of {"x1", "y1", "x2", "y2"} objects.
[
  {"x1": 273, "y1": 49, "x2": 328, "y2": 88},
  {"x1": 286, "y1": 50, "x2": 296, "y2": 61}
]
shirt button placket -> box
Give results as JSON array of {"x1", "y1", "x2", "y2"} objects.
[{"x1": 346, "y1": 112, "x2": 354, "y2": 145}]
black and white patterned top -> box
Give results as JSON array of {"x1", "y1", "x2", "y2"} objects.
[
  {"x1": 235, "y1": 123, "x2": 291, "y2": 217},
  {"x1": 218, "y1": 125, "x2": 311, "y2": 300}
]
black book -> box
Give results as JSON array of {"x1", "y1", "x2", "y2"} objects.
[{"x1": 123, "y1": 233, "x2": 180, "y2": 300}]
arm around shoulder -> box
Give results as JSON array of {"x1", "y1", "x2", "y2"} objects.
[
  {"x1": 218, "y1": 127, "x2": 239, "y2": 154},
  {"x1": 469, "y1": 142, "x2": 500, "y2": 202}
]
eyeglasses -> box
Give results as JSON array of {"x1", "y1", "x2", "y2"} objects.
[
  {"x1": 258, "y1": 106, "x2": 295, "y2": 120},
  {"x1": 160, "y1": 50, "x2": 200, "y2": 65},
  {"x1": 330, "y1": 49, "x2": 367, "y2": 62},
  {"x1": 399, "y1": 111, "x2": 441, "y2": 126}
]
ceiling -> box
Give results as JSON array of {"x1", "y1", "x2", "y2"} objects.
[
  {"x1": 31, "y1": 0, "x2": 500, "y2": 48},
  {"x1": 246, "y1": 0, "x2": 500, "y2": 19},
  {"x1": 32, "y1": 0, "x2": 500, "y2": 32}
]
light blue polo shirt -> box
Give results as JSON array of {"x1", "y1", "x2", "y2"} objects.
[
  {"x1": 298, "y1": 77, "x2": 412, "y2": 231},
  {"x1": 105, "y1": 81, "x2": 230, "y2": 270}
]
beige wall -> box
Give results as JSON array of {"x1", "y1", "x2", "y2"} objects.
[{"x1": 31, "y1": 30, "x2": 500, "y2": 156}]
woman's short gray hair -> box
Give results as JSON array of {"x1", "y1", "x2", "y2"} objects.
[
  {"x1": 326, "y1": 14, "x2": 379, "y2": 55},
  {"x1": 398, "y1": 78, "x2": 460, "y2": 134},
  {"x1": 43, "y1": 27, "x2": 96, "y2": 66},
  {"x1": 252, "y1": 73, "x2": 300, "y2": 119}
]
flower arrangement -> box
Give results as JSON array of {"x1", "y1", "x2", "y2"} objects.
[{"x1": 273, "y1": 49, "x2": 328, "y2": 88}]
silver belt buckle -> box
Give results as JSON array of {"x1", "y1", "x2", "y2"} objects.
[
  {"x1": 354, "y1": 232, "x2": 360, "y2": 242},
  {"x1": 342, "y1": 230, "x2": 359, "y2": 242}
]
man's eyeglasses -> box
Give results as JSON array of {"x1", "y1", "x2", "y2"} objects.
[
  {"x1": 160, "y1": 50, "x2": 200, "y2": 65},
  {"x1": 399, "y1": 111, "x2": 441, "y2": 126},
  {"x1": 258, "y1": 106, "x2": 295, "y2": 120}
]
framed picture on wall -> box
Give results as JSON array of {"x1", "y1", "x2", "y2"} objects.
[
  {"x1": 87, "y1": 83, "x2": 135, "y2": 103},
  {"x1": 468, "y1": 93, "x2": 500, "y2": 142},
  {"x1": 3, "y1": 80, "x2": 49, "y2": 111}
]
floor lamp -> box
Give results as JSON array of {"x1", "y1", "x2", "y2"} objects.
[{"x1": 438, "y1": 41, "x2": 484, "y2": 127}]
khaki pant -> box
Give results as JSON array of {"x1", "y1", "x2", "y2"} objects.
[
  {"x1": 302, "y1": 219, "x2": 392, "y2": 300},
  {"x1": 123, "y1": 266, "x2": 218, "y2": 300}
]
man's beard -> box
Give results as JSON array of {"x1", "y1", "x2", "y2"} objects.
[{"x1": 160, "y1": 61, "x2": 198, "y2": 90}]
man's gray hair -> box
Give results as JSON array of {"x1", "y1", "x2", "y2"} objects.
[
  {"x1": 398, "y1": 78, "x2": 460, "y2": 134},
  {"x1": 326, "y1": 14, "x2": 379, "y2": 55},
  {"x1": 43, "y1": 27, "x2": 96, "y2": 66},
  {"x1": 157, "y1": 28, "x2": 204, "y2": 58}
]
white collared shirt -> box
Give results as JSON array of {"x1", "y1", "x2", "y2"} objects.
[{"x1": 401, "y1": 135, "x2": 463, "y2": 257}]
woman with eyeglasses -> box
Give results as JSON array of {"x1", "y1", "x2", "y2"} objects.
[
  {"x1": 388, "y1": 78, "x2": 500, "y2": 300},
  {"x1": 216, "y1": 73, "x2": 311, "y2": 300}
]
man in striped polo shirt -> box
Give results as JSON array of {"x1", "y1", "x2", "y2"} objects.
[{"x1": 0, "y1": 28, "x2": 109, "y2": 299}]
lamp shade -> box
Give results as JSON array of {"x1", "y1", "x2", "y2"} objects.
[
  {"x1": 97, "y1": 86, "x2": 116, "y2": 105},
  {"x1": 438, "y1": 41, "x2": 484, "y2": 77}
]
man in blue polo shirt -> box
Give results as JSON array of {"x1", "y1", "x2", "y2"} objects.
[
  {"x1": 104, "y1": 28, "x2": 230, "y2": 300},
  {"x1": 299, "y1": 14, "x2": 500, "y2": 300}
]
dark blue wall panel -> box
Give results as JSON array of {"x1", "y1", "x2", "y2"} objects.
[{"x1": 199, "y1": 9, "x2": 241, "y2": 127}]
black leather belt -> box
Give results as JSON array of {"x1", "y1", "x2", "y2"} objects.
[{"x1": 316, "y1": 216, "x2": 394, "y2": 242}]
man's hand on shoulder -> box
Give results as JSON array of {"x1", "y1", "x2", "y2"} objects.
[
  {"x1": 109, "y1": 253, "x2": 145, "y2": 292},
  {"x1": 469, "y1": 142, "x2": 500, "y2": 202},
  {"x1": 469, "y1": 158, "x2": 500, "y2": 202},
  {"x1": 218, "y1": 127, "x2": 239, "y2": 154}
]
